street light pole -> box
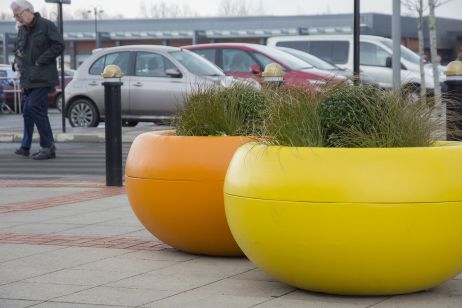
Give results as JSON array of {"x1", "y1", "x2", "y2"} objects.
[
  {"x1": 353, "y1": 0, "x2": 360, "y2": 85},
  {"x1": 88, "y1": 7, "x2": 103, "y2": 48},
  {"x1": 93, "y1": 8, "x2": 98, "y2": 48},
  {"x1": 392, "y1": 0, "x2": 401, "y2": 89}
]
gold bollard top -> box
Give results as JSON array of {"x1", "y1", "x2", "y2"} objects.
[
  {"x1": 101, "y1": 64, "x2": 123, "y2": 78},
  {"x1": 261, "y1": 63, "x2": 284, "y2": 77},
  {"x1": 445, "y1": 61, "x2": 462, "y2": 76}
]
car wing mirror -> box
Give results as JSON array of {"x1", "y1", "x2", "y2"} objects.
[
  {"x1": 165, "y1": 68, "x2": 182, "y2": 78},
  {"x1": 385, "y1": 57, "x2": 392, "y2": 68},
  {"x1": 385, "y1": 57, "x2": 406, "y2": 69},
  {"x1": 250, "y1": 65, "x2": 262, "y2": 75}
]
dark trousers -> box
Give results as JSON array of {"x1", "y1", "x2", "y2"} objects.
[{"x1": 21, "y1": 87, "x2": 54, "y2": 150}]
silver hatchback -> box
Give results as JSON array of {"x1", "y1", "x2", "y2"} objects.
[{"x1": 64, "y1": 45, "x2": 242, "y2": 127}]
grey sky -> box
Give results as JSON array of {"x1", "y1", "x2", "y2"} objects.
[{"x1": 2, "y1": 0, "x2": 461, "y2": 19}]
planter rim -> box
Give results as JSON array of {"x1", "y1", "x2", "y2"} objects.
[
  {"x1": 224, "y1": 141, "x2": 462, "y2": 203},
  {"x1": 125, "y1": 131, "x2": 251, "y2": 181},
  {"x1": 252, "y1": 140, "x2": 461, "y2": 151}
]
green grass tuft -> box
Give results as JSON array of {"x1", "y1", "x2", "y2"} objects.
[
  {"x1": 261, "y1": 83, "x2": 443, "y2": 148},
  {"x1": 174, "y1": 84, "x2": 266, "y2": 136}
]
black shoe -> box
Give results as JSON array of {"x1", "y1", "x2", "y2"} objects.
[
  {"x1": 15, "y1": 148, "x2": 30, "y2": 157},
  {"x1": 32, "y1": 147, "x2": 56, "y2": 160}
]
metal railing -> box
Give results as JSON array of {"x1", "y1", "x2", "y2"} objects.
[{"x1": 0, "y1": 77, "x2": 22, "y2": 114}]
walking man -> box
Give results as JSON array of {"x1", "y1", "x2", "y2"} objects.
[{"x1": 11, "y1": 0, "x2": 64, "y2": 160}]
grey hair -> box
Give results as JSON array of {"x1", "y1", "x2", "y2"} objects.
[{"x1": 10, "y1": 0, "x2": 34, "y2": 12}]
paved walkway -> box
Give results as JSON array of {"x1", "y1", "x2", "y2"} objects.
[
  {"x1": 1, "y1": 111, "x2": 462, "y2": 307},
  {"x1": 0, "y1": 179, "x2": 461, "y2": 307}
]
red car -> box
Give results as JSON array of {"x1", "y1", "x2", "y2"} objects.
[
  {"x1": 182, "y1": 43, "x2": 345, "y2": 88},
  {"x1": 0, "y1": 64, "x2": 74, "y2": 113}
]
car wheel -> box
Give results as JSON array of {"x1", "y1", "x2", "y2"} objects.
[
  {"x1": 68, "y1": 99, "x2": 99, "y2": 127},
  {"x1": 154, "y1": 119, "x2": 172, "y2": 126},
  {"x1": 55, "y1": 94, "x2": 62, "y2": 112},
  {"x1": 403, "y1": 84, "x2": 421, "y2": 103},
  {"x1": 122, "y1": 120, "x2": 139, "y2": 127}
]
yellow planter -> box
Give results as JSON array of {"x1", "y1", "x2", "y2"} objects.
[
  {"x1": 224, "y1": 142, "x2": 462, "y2": 295},
  {"x1": 126, "y1": 130, "x2": 249, "y2": 256}
]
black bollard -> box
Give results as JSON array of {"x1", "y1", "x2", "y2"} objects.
[
  {"x1": 444, "y1": 61, "x2": 462, "y2": 141},
  {"x1": 262, "y1": 63, "x2": 284, "y2": 88},
  {"x1": 103, "y1": 80, "x2": 123, "y2": 186}
]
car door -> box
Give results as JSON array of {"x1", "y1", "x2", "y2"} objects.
[
  {"x1": 190, "y1": 48, "x2": 217, "y2": 66},
  {"x1": 221, "y1": 48, "x2": 259, "y2": 79},
  {"x1": 86, "y1": 51, "x2": 131, "y2": 114},
  {"x1": 129, "y1": 51, "x2": 186, "y2": 117},
  {"x1": 359, "y1": 42, "x2": 393, "y2": 88}
]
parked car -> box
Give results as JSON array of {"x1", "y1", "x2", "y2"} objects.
[
  {"x1": 276, "y1": 46, "x2": 377, "y2": 86},
  {"x1": 55, "y1": 69, "x2": 75, "y2": 110},
  {"x1": 0, "y1": 64, "x2": 19, "y2": 113},
  {"x1": 182, "y1": 43, "x2": 345, "y2": 88},
  {"x1": 266, "y1": 34, "x2": 436, "y2": 94},
  {"x1": 0, "y1": 64, "x2": 73, "y2": 112},
  {"x1": 277, "y1": 46, "x2": 348, "y2": 74},
  {"x1": 64, "y1": 45, "x2": 253, "y2": 127}
]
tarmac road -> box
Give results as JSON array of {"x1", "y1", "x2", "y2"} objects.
[
  {"x1": 0, "y1": 108, "x2": 169, "y2": 181},
  {"x1": 0, "y1": 142, "x2": 132, "y2": 181}
]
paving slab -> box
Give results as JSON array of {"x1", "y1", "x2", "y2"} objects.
[
  {"x1": 25, "y1": 268, "x2": 144, "y2": 287},
  {"x1": 0, "y1": 298, "x2": 41, "y2": 308},
  {"x1": 1, "y1": 246, "x2": 128, "y2": 270},
  {"x1": 1, "y1": 178, "x2": 462, "y2": 307},
  {"x1": 53, "y1": 286, "x2": 176, "y2": 307},
  {"x1": 373, "y1": 280, "x2": 462, "y2": 307},
  {"x1": 33, "y1": 301, "x2": 127, "y2": 308},
  {"x1": 119, "y1": 249, "x2": 196, "y2": 262},
  {"x1": 141, "y1": 291, "x2": 270, "y2": 308},
  {"x1": 275, "y1": 289, "x2": 388, "y2": 306},
  {"x1": 32, "y1": 303, "x2": 127, "y2": 308},
  {"x1": 152, "y1": 257, "x2": 256, "y2": 279},
  {"x1": 0, "y1": 262, "x2": 72, "y2": 285},
  {"x1": 0, "y1": 243, "x2": 61, "y2": 263},
  {"x1": 255, "y1": 297, "x2": 374, "y2": 308},
  {"x1": 4, "y1": 222, "x2": 85, "y2": 234},
  {"x1": 57, "y1": 224, "x2": 144, "y2": 237},
  {"x1": 194, "y1": 278, "x2": 296, "y2": 298},
  {"x1": 232, "y1": 268, "x2": 278, "y2": 282},
  {"x1": 73, "y1": 255, "x2": 179, "y2": 274},
  {"x1": 0, "y1": 281, "x2": 88, "y2": 301},
  {"x1": 0, "y1": 187, "x2": 95, "y2": 205},
  {"x1": 106, "y1": 271, "x2": 226, "y2": 292}
]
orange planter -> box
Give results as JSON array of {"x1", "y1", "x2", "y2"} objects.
[{"x1": 125, "y1": 130, "x2": 249, "y2": 256}]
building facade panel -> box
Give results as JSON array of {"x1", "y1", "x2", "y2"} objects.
[{"x1": 1, "y1": 13, "x2": 461, "y2": 67}]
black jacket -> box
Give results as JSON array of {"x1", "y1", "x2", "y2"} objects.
[{"x1": 13, "y1": 13, "x2": 64, "y2": 89}]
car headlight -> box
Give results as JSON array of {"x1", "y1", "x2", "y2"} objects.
[
  {"x1": 307, "y1": 79, "x2": 327, "y2": 85},
  {"x1": 220, "y1": 76, "x2": 235, "y2": 88},
  {"x1": 221, "y1": 76, "x2": 261, "y2": 90}
]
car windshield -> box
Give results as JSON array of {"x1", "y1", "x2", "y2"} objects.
[
  {"x1": 380, "y1": 39, "x2": 421, "y2": 65},
  {"x1": 251, "y1": 45, "x2": 313, "y2": 70},
  {"x1": 278, "y1": 47, "x2": 339, "y2": 70},
  {"x1": 169, "y1": 50, "x2": 225, "y2": 76}
]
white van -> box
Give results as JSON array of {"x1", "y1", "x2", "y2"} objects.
[{"x1": 267, "y1": 35, "x2": 435, "y2": 92}]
